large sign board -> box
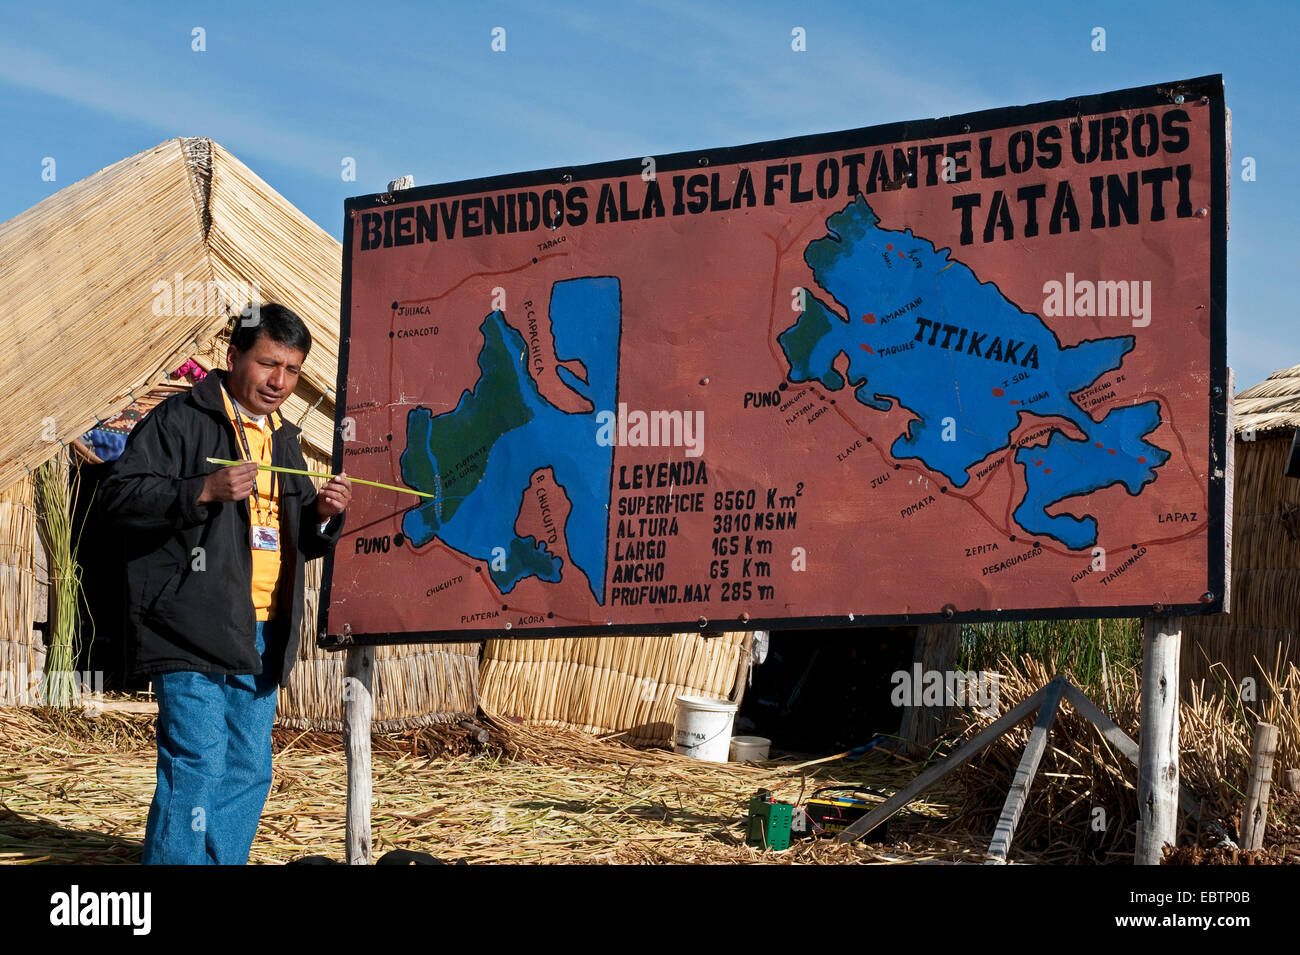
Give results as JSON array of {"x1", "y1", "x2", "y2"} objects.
[{"x1": 322, "y1": 75, "x2": 1228, "y2": 645}]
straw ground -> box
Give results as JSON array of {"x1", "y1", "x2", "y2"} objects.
[
  {"x1": 1, "y1": 705, "x2": 987, "y2": 865},
  {"x1": 4, "y1": 650, "x2": 1296, "y2": 864}
]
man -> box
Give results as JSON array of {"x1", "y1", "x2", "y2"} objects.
[{"x1": 98, "y1": 302, "x2": 351, "y2": 865}]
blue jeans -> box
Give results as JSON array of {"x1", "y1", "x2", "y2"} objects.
[{"x1": 143, "y1": 620, "x2": 279, "y2": 865}]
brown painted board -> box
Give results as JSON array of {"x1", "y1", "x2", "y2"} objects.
[{"x1": 322, "y1": 75, "x2": 1228, "y2": 645}]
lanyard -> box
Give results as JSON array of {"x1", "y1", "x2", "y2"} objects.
[{"x1": 223, "y1": 383, "x2": 276, "y2": 522}]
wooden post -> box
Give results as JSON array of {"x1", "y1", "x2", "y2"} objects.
[
  {"x1": 985, "y1": 677, "x2": 1065, "y2": 864},
  {"x1": 898, "y1": 623, "x2": 960, "y2": 754},
  {"x1": 1239, "y1": 722, "x2": 1279, "y2": 851},
  {"x1": 343, "y1": 645, "x2": 374, "y2": 864},
  {"x1": 1135, "y1": 616, "x2": 1182, "y2": 865},
  {"x1": 1285, "y1": 768, "x2": 1300, "y2": 794}
]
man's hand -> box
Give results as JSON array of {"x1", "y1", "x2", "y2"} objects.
[
  {"x1": 316, "y1": 472, "x2": 352, "y2": 521},
  {"x1": 197, "y1": 462, "x2": 259, "y2": 504}
]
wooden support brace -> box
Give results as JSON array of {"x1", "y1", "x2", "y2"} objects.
[
  {"x1": 839, "y1": 682, "x2": 1049, "y2": 843},
  {"x1": 841, "y1": 670, "x2": 1229, "y2": 858},
  {"x1": 985, "y1": 677, "x2": 1066, "y2": 864}
]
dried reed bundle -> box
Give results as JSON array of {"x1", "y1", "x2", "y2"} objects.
[
  {"x1": 951, "y1": 652, "x2": 1300, "y2": 862},
  {"x1": 480, "y1": 631, "x2": 750, "y2": 744},
  {"x1": 1182, "y1": 648, "x2": 1300, "y2": 822},
  {"x1": 946, "y1": 655, "x2": 1140, "y2": 863},
  {"x1": 32, "y1": 452, "x2": 90, "y2": 708}
]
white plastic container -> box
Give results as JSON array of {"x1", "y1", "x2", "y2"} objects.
[
  {"x1": 673, "y1": 694, "x2": 738, "y2": 762},
  {"x1": 729, "y1": 736, "x2": 771, "y2": 762}
]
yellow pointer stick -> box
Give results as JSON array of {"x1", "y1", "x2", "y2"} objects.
[{"x1": 205, "y1": 457, "x2": 438, "y2": 499}]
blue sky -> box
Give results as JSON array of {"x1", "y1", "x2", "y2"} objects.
[{"x1": 0, "y1": 0, "x2": 1293, "y2": 388}]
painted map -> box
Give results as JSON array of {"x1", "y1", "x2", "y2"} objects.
[
  {"x1": 399, "y1": 278, "x2": 621, "y2": 603},
  {"x1": 325, "y1": 79, "x2": 1225, "y2": 641},
  {"x1": 780, "y1": 195, "x2": 1171, "y2": 551}
]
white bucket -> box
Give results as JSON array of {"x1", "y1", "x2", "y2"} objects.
[
  {"x1": 729, "y1": 736, "x2": 771, "y2": 762},
  {"x1": 673, "y1": 694, "x2": 738, "y2": 762}
]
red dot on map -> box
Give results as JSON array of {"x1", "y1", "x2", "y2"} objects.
[
  {"x1": 859, "y1": 343, "x2": 874, "y2": 353},
  {"x1": 1138, "y1": 456, "x2": 1147, "y2": 463},
  {"x1": 863, "y1": 313, "x2": 876, "y2": 323},
  {"x1": 1107, "y1": 448, "x2": 1116, "y2": 455},
  {"x1": 1034, "y1": 459, "x2": 1043, "y2": 467},
  {"x1": 1009, "y1": 400, "x2": 1018, "y2": 405},
  {"x1": 896, "y1": 250, "x2": 906, "y2": 258},
  {"x1": 885, "y1": 243, "x2": 893, "y2": 250},
  {"x1": 1095, "y1": 442, "x2": 1104, "y2": 449},
  {"x1": 1044, "y1": 468, "x2": 1052, "y2": 474},
  {"x1": 991, "y1": 388, "x2": 1004, "y2": 397}
]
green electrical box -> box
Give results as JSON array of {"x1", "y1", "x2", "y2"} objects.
[{"x1": 746, "y1": 791, "x2": 794, "y2": 851}]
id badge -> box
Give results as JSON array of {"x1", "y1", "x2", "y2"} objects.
[{"x1": 251, "y1": 525, "x2": 280, "y2": 551}]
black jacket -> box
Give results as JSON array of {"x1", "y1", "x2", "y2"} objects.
[{"x1": 97, "y1": 369, "x2": 343, "y2": 687}]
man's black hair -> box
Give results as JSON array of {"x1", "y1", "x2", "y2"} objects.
[{"x1": 231, "y1": 302, "x2": 312, "y2": 357}]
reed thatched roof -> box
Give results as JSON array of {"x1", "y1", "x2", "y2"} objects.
[
  {"x1": 0, "y1": 137, "x2": 341, "y2": 494},
  {"x1": 0, "y1": 142, "x2": 490, "y2": 731},
  {"x1": 1235, "y1": 364, "x2": 1300, "y2": 436}
]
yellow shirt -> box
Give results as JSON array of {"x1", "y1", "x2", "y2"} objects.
[{"x1": 220, "y1": 388, "x2": 283, "y2": 622}]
